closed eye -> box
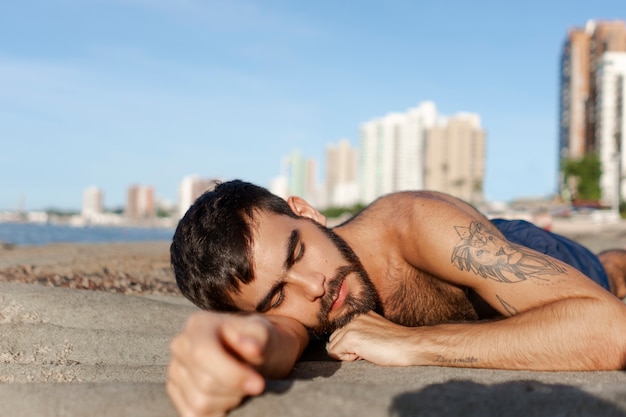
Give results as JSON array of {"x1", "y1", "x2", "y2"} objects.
[
  {"x1": 269, "y1": 284, "x2": 286, "y2": 310},
  {"x1": 285, "y1": 230, "x2": 305, "y2": 269},
  {"x1": 294, "y1": 241, "x2": 305, "y2": 263}
]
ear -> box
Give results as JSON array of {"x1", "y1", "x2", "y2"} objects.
[{"x1": 287, "y1": 196, "x2": 327, "y2": 226}]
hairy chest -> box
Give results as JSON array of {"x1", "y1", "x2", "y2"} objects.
[{"x1": 378, "y1": 263, "x2": 499, "y2": 327}]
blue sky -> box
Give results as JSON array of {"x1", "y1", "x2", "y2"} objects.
[{"x1": 1, "y1": 0, "x2": 623, "y2": 211}]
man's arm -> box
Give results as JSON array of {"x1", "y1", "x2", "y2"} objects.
[
  {"x1": 328, "y1": 298, "x2": 626, "y2": 370},
  {"x1": 167, "y1": 311, "x2": 309, "y2": 417},
  {"x1": 328, "y1": 193, "x2": 626, "y2": 370}
]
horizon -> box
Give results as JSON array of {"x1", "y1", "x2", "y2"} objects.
[{"x1": 1, "y1": 1, "x2": 624, "y2": 211}]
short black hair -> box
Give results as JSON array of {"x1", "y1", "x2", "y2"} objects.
[{"x1": 170, "y1": 180, "x2": 298, "y2": 311}]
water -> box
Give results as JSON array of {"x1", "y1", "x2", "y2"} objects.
[{"x1": 0, "y1": 222, "x2": 174, "y2": 246}]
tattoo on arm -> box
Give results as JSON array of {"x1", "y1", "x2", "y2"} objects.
[
  {"x1": 435, "y1": 355, "x2": 479, "y2": 365},
  {"x1": 496, "y1": 294, "x2": 519, "y2": 316},
  {"x1": 450, "y1": 221, "x2": 566, "y2": 283}
]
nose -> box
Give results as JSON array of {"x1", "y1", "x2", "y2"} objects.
[{"x1": 291, "y1": 270, "x2": 325, "y2": 301}]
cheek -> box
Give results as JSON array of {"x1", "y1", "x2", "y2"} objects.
[{"x1": 283, "y1": 302, "x2": 319, "y2": 327}]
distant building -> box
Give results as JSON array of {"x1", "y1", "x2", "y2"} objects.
[
  {"x1": 596, "y1": 52, "x2": 626, "y2": 208},
  {"x1": 360, "y1": 102, "x2": 438, "y2": 204},
  {"x1": 178, "y1": 175, "x2": 219, "y2": 218},
  {"x1": 125, "y1": 185, "x2": 155, "y2": 219},
  {"x1": 269, "y1": 175, "x2": 289, "y2": 200},
  {"x1": 558, "y1": 19, "x2": 626, "y2": 202},
  {"x1": 325, "y1": 139, "x2": 359, "y2": 208},
  {"x1": 82, "y1": 186, "x2": 103, "y2": 219},
  {"x1": 359, "y1": 102, "x2": 485, "y2": 204},
  {"x1": 282, "y1": 150, "x2": 320, "y2": 206},
  {"x1": 424, "y1": 113, "x2": 486, "y2": 206}
]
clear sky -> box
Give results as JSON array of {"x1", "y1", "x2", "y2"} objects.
[{"x1": 1, "y1": 0, "x2": 623, "y2": 211}]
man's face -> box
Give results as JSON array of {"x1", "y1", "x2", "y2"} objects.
[{"x1": 232, "y1": 211, "x2": 378, "y2": 335}]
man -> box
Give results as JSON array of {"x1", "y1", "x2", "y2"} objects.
[{"x1": 166, "y1": 180, "x2": 626, "y2": 417}]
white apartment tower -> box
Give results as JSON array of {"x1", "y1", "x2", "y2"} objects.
[
  {"x1": 178, "y1": 175, "x2": 219, "y2": 218},
  {"x1": 325, "y1": 139, "x2": 359, "y2": 207},
  {"x1": 82, "y1": 186, "x2": 103, "y2": 219},
  {"x1": 596, "y1": 52, "x2": 626, "y2": 209},
  {"x1": 359, "y1": 102, "x2": 438, "y2": 204}
]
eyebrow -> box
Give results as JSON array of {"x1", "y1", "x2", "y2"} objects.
[{"x1": 255, "y1": 229, "x2": 300, "y2": 312}]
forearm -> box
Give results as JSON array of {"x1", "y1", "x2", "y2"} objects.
[
  {"x1": 257, "y1": 315, "x2": 310, "y2": 378},
  {"x1": 412, "y1": 297, "x2": 626, "y2": 371}
]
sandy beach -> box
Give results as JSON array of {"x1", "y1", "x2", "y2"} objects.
[{"x1": 2, "y1": 222, "x2": 626, "y2": 416}]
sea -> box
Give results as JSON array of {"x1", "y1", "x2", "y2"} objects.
[{"x1": 0, "y1": 222, "x2": 175, "y2": 246}]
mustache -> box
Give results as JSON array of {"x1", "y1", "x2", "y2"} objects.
[{"x1": 320, "y1": 265, "x2": 360, "y2": 316}]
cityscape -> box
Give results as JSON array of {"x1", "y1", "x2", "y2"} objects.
[{"x1": 2, "y1": 18, "x2": 626, "y2": 230}]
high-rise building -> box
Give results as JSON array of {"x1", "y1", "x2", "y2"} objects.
[
  {"x1": 269, "y1": 175, "x2": 289, "y2": 200},
  {"x1": 325, "y1": 139, "x2": 359, "y2": 208},
  {"x1": 596, "y1": 52, "x2": 626, "y2": 208},
  {"x1": 559, "y1": 20, "x2": 626, "y2": 200},
  {"x1": 125, "y1": 185, "x2": 155, "y2": 219},
  {"x1": 82, "y1": 186, "x2": 103, "y2": 219},
  {"x1": 282, "y1": 150, "x2": 320, "y2": 205},
  {"x1": 424, "y1": 113, "x2": 486, "y2": 205},
  {"x1": 359, "y1": 102, "x2": 440, "y2": 204},
  {"x1": 178, "y1": 175, "x2": 219, "y2": 218},
  {"x1": 359, "y1": 102, "x2": 485, "y2": 204}
]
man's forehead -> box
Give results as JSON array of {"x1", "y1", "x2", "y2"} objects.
[
  {"x1": 241, "y1": 212, "x2": 299, "y2": 309},
  {"x1": 250, "y1": 211, "x2": 299, "y2": 245}
]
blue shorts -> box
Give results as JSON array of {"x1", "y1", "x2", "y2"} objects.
[{"x1": 491, "y1": 218, "x2": 610, "y2": 291}]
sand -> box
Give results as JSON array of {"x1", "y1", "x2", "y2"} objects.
[{"x1": 1, "y1": 222, "x2": 626, "y2": 416}]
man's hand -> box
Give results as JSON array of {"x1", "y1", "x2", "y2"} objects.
[
  {"x1": 166, "y1": 311, "x2": 271, "y2": 417},
  {"x1": 326, "y1": 311, "x2": 414, "y2": 366}
]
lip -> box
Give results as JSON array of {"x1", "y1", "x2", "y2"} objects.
[{"x1": 329, "y1": 278, "x2": 348, "y2": 313}]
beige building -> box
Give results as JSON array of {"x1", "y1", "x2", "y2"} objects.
[
  {"x1": 82, "y1": 186, "x2": 104, "y2": 219},
  {"x1": 424, "y1": 113, "x2": 486, "y2": 206},
  {"x1": 359, "y1": 102, "x2": 484, "y2": 205},
  {"x1": 125, "y1": 185, "x2": 155, "y2": 219},
  {"x1": 325, "y1": 139, "x2": 359, "y2": 208}
]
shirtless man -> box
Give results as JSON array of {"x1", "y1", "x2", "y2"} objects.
[{"x1": 166, "y1": 180, "x2": 626, "y2": 417}]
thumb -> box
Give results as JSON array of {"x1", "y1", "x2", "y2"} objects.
[{"x1": 221, "y1": 315, "x2": 271, "y2": 366}]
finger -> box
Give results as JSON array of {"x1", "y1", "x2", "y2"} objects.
[
  {"x1": 170, "y1": 322, "x2": 265, "y2": 397},
  {"x1": 167, "y1": 358, "x2": 244, "y2": 416},
  {"x1": 221, "y1": 316, "x2": 270, "y2": 366},
  {"x1": 325, "y1": 340, "x2": 361, "y2": 362}
]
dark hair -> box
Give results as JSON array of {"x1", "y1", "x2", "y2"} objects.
[{"x1": 170, "y1": 179, "x2": 298, "y2": 311}]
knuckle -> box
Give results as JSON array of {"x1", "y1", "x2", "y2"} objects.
[{"x1": 169, "y1": 333, "x2": 186, "y2": 354}]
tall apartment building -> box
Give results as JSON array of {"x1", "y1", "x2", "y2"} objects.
[
  {"x1": 280, "y1": 150, "x2": 320, "y2": 206},
  {"x1": 325, "y1": 139, "x2": 359, "y2": 207},
  {"x1": 424, "y1": 113, "x2": 486, "y2": 205},
  {"x1": 178, "y1": 175, "x2": 219, "y2": 218},
  {"x1": 559, "y1": 20, "x2": 626, "y2": 203},
  {"x1": 125, "y1": 185, "x2": 155, "y2": 219},
  {"x1": 596, "y1": 52, "x2": 626, "y2": 207},
  {"x1": 359, "y1": 102, "x2": 437, "y2": 204},
  {"x1": 360, "y1": 102, "x2": 485, "y2": 205},
  {"x1": 82, "y1": 186, "x2": 103, "y2": 219}
]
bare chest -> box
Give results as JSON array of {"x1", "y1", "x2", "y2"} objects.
[{"x1": 376, "y1": 262, "x2": 498, "y2": 327}]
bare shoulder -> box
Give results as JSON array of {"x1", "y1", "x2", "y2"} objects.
[{"x1": 354, "y1": 191, "x2": 487, "y2": 226}]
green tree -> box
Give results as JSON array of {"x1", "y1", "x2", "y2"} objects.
[
  {"x1": 321, "y1": 203, "x2": 365, "y2": 219},
  {"x1": 562, "y1": 153, "x2": 602, "y2": 202}
]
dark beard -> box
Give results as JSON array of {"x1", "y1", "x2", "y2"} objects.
[{"x1": 308, "y1": 221, "x2": 380, "y2": 335}]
